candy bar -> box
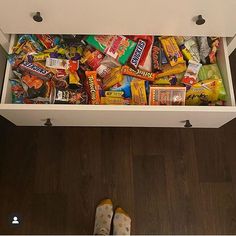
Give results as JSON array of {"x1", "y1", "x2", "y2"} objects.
[{"x1": 122, "y1": 65, "x2": 156, "y2": 82}]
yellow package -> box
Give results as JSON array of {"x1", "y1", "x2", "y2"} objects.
[
  {"x1": 156, "y1": 62, "x2": 186, "y2": 79},
  {"x1": 159, "y1": 36, "x2": 185, "y2": 66},
  {"x1": 69, "y1": 71, "x2": 81, "y2": 85},
  {"x1": 131, "y1": 79, "x2": 147, "y2": 105},
  {"x1": 102, "y1": 66, "x2": 123, "y2": 90},
  {"x1": 100, "y1": 97, "x2": 130, "y2": 105},
  {"x1": 186, "y1": 79, "x2": 221, "y2": 105},
  {"x1": 105, "y1": 91, "x2": 124, "y2": 98}
]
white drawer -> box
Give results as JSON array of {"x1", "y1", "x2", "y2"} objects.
[
  {"x1": 0, "y1": 35, "x2": 236, "y2": 128},
  {"x1": 0, "y1": 0, "x2": 235, "y2": 36}
]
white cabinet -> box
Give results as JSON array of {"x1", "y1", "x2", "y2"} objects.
[{"x1": 0, "y1": 0, "x2": 236, "y2": 127}]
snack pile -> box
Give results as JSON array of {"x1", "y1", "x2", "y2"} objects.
[{"x1": 9, "y1": 34, "x2": 226, "y2": 105}]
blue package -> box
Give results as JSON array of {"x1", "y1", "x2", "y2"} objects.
[{"x1": 110, "y1": 75, "x2": 133, "y2": 98}]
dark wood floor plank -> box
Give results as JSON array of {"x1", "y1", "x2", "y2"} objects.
[
  {"x1": 193, "y1": 128, "x2": 232, "y2": 183},
  {"x1": 132, "y1": 154, "x2": 172, "y2": 234},
  {"x1": 30, "y1": 193, "x2": 67, "y2": 234},
  {"x1": 200, "y1": 183, "x2": 236, "y2": 234}
]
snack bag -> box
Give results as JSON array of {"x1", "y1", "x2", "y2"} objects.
[
  {"x1": 131, "y1": 79, "x2": 147, "y2": 105},
  {"x1": 85, "y1": 71, "x2": 100, "y2": 104},
  {"x1": 159, "y1": 37, "x2": 184, "y2": 66},
  {"x1": 110, "y1": 75, "x2": 133, "y2": 98},
  {"x1": 181, "y1": 60, "x2": 202, "y2": 86},
  {"x1": 149, "y1": 86, "x2": 186, "y2": 105},
  {"x1": 198, "y1": 64, "x2": 226, "y2": 101},
  {"x1": 186, "y1": 79, "x2": 223, "y2": 105},
  {"x1": 85, "y1": 35, "x2": 136, "y2": 64},
  {"x1": 100, "y1": 97, "x2": 130, "y2": 105}
]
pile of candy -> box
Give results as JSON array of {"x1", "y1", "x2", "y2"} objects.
[{"x1": 9, "y1": 34, "x2": 227, "y2": 105}]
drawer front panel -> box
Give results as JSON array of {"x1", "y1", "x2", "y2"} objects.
[
  {"x1": 0, "y1": 105, "x2": 236, "y2": 128},
  {"x1": 0, "y1": 0, "x2": 235, "y2": 36}
]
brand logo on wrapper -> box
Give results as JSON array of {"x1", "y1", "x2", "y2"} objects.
[
  {"x1": 130, "y1": 40, "x2": 146, "y2": 68},
  {"x1": 21, "y1": 61, "x2": 48, "y2": 76}
]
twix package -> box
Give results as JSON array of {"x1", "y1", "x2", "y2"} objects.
[
  {"x1": 85, "y1": 71, "x2": 100, "y2": 104},
  {"x1": 131, "y1": 79, "x2": 147, "y2": 105},
  {"x1": 121, "y1": 65, "x2": 156, "y2": 82},
  {"x1": 159, "y1": 37, "x2": 184, "y2": 67}
]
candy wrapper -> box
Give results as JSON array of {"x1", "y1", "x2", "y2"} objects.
[
  {"x1": 102, "y1": 66, "x2": 123, "y2": 90},
  {"x1": 149, "y1": 87, "x2": 186, "y2": 105},
  {"x1": 159, "y1": 37, "x2": 184, "y2": 67},
  {"x1": 151, "y1": 37, "x2": 162, "y2": 72},
  {"x1": 46, "y1": 58, "x2": 79, "y2": 72},
  {"x1": 156, "y1": 62, "x2": 187, "y2": 78},
  {"x1": 110, "y1": 75, "x2": 133, "y2": 98},
  {"x1": 101, "y1": 97, "x2": 130, "y2": 105},
  {"x1": 85, "y1": 35, "x2": 136, "y2": 64},
  {"x1": 18, "y1": 61, "x2": 54, "y2": 80},
  {"x1": 82, "y1": 47, "x2": 105, "y2": 70},
  {"x1": 131, "y1": 79, "x2": 147, "y2": 105},
  {"x1": 85, "y1": 71, "x2": 100, "y2": 104},
  {"x1": 153, "y1": 75, "x2": 178, "y2": 86},
  {"x1": 35, "y1": 34, "x2": 61, "y2": 49},
  {"x1": 20, "y1": 74, "x2": 53, "y2": 100},
  {"x1": 10, "y1": 79, "x2": 25, "y2": 104},
  {"x1": 186, "y1": 79, "x2": 225, "y2": 105},
  {"x1": 181, "y1": 60, "x2": 202, "y2": 86},
  {"x1": 197, "y1": 37, "x2": 220, "y2": 64},
  {"x1": 105, "y1": 91, "x2": 124, "y2": 98},
  {"x1": 122, "y1": 65, "x2": 156, "y2": 82}
]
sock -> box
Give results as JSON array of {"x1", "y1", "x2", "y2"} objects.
[
  {"x1": 93, "y1": 199, "x2": 113, "y2": 235},
  {"x1": 113, "y1": 207, "x2": 131, "y2": 235}
]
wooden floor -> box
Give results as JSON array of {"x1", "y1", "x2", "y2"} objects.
[{"x1": 0, "y1": 50, "x2": 236, "y2": 234}]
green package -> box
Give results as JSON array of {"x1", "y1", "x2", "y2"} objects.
[
  {"x1": 85, "y1": 35, "x2": 136, "y2": 65},
  {"x1": 198, "y1": 64, "x2": 227, "y2": 101}
]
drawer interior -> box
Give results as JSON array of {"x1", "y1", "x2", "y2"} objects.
[{"x1": 1, "y1": 34, "x2": 235, "y2": 107}]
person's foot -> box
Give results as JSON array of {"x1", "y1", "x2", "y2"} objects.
[
  {"x1": 113, "y1": 207, "x2": 131, "y2": 235},
  {"x1": 94, "y1": 199, "x2": 113, "y2": 235}
]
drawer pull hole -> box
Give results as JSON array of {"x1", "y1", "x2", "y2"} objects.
[
  {"x1": 184, "y1": 120, "x2": 192, "y2": 128},
  {"x1": 44, "y1": 118, "x2": 52, "y2": 127},
  {"x1": 196, "y1": 15, "x2": 205, "y2": 25},
  {"x1": 33, "y1": 12, "x2": 43, "y2": 22}
]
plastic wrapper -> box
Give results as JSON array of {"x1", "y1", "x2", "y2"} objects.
[
  {"x1": 186, "y1": 79, "x2": 225, "y2": 105},
  {"x1": 85, "y1": 71, "x2": 100, "y2": 104},
  {"x1": 130, "y1": 79, "x2": 147, "y2": 105},
  {"x1": 85, "y1": 35, "x2": 136, "y2": 64},
  {"x1": 10, "y1": 79, "x2": 25, "y2": 104},
  {"x1": 104, "y1": 91, "x2": 124, "y2": 98},
  {"x1": 82, "y1": 48, "x2": 105, "y2": 70},
  {"x1": 35, "y1": 34, "x2": 61, "y2": 49},
  {"x1": 149, "y1": 86, "x2": 186, "y2": 105},
  {"x1": 181, "y1": 60, "x2": 202, "y2": 86},
  {"x1": 159, "y1": 37, "x2": 184, "y2": 66},
  {"x1": 110, "y1": 75, "x2": 133, "y2": 98},
  {"x1": 101, "y1": 97, "x2": 130, "y2": 105},
  {"x1": 156, "y1": 62, "x2": 187, "y2": 78},
  {"x1": 153, "y1": 75, "x2": 178, "y2": 86},
  {"x1": 53, "y1": 88, "x2": 88, "y2": 104},
  {"x1": 121, "y1": 65, "x2": 156, "y2": 81},
  {"x1": 197, "y1": 37, "x2": 219, "y2": 64},
  {"x1": 102, "y1": 66, "x2": 123, "y2": 90}
]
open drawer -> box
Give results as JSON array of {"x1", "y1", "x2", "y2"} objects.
[{"x1": 0, "y1": 35, "x2": 235, "y2": 128}]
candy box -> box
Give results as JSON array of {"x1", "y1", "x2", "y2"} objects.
[
  {"x1": 85, "y1": 35, "x2": 136, "y2": 64},
  {"x1": 149, "y1": 86, "x2": 186, "y2": 105}
]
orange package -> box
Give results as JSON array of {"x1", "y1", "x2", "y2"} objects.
[
  {"x1": 121, "y1": 65, "x2": 156, "y2": 82},
  {"x1": 85, "y1": 71, "x2": 100, "y2": 105}
]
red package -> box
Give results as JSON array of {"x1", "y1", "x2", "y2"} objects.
[{"x1": 127, "y1": 35, "x2": 153, "y2": 66}]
